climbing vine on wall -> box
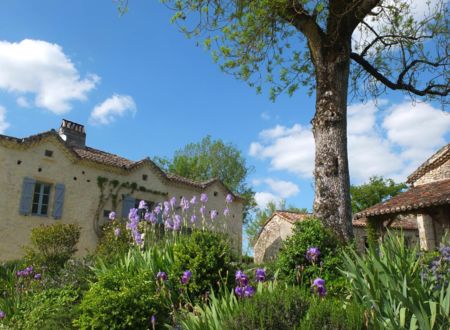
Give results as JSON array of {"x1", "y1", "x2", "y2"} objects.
[{"x1": 94, "y1": 176, "x2": 167, "y2": 236}]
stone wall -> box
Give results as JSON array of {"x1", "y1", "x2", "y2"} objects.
[
  {"x1": 0, "y1": 137, "x2": 243, "y2": 261},
  {"x1": 253, "y1": 215, "x2": 295, "y2": 264},
  {"x1": 353, "y1": 226, "x2": 419, "y2": 252},
  {"x1": 414, "y1": 159, "x2": 450, "y2": 186}
]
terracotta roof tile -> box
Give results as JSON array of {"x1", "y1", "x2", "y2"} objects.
[
  {"x1": 407, "y1": 144, "x2": 450, "y2": 184},
  {"x1": 72, "y1": 146, "x2": 134, "y2": 168},
  {"x1": 275, "y1": 210, "x2": 311, "y2": 223},
  {"x1": 353, "y1": 217, "x2": 418, "y2": 230},
  {"x1": 355, "y1": 179, "x2": 450, "y2": 218}
]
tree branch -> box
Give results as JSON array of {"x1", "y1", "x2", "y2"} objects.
[
  {"x1": 350, "y1": 52, "x2": 449, "y2": 97},
  {"x1": 346, "y1": 0, "x2": 382, "y2": 33}
]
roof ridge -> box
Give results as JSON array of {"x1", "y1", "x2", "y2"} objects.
[{"x1": 406, "y1": 143, "x2": 450, "y2": 184}]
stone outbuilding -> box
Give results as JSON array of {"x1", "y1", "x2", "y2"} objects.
[
  {"x1": 253, "y1": 211, "x2": 310, "y2": 264},
  {"x1": 354, "y1": 143, "x2": 450, "y2": 250},
  {"x1": 0, "y1": 119, "x2": 244, "y2": 261}
]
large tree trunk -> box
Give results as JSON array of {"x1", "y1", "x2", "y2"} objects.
[{"x1": 311, "y1": 41, "x2": 353, "y2": 242}]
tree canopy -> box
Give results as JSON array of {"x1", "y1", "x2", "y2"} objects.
[
  {"x1": 153, "y1": 135, "x2": 256, "y2": 222},
  {"x1": 350, "y1": 176, "x2": 407, "y2": 213},
  {"x1": 120, "y1": 0, "x2": 449, "y2": 241}
]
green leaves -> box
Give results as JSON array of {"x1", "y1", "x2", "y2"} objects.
[{"x1": 341, "y1": 232, "x2": 450, "y2": 329}]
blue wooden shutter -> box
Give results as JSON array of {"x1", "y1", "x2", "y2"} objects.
[
  {"x1": 121, "y1": 195, "x2": 135, "y2": 218},
  {"x1": 19, "y1": 177, "x2": 35, "y2": 215},
  {"x1": 52, "y1": 183, "x2": 65, "y2": 219}
]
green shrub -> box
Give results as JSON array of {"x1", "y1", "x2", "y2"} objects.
[
  {"x1": 95, "y1": 220, "x2": 130, "y2": 261},
  {"x1": 299, "y1": 298, "x2": 367, "y2": 330},
  {"x1": 222, "y1": 285, "x2": 310, "y2": 330},
  {"x1": 342, "y1": 232, "x2": 450, "y2": 329},
  {"x1": 6, "y1": 287, "x2": 79, "y2": 330},
  {"x1": 76, "y1": 245, "x2": 180, "y2": 329},
  {"x1": 172, "y1": 230, "x2": 237, "y2": 300},
  {"x1": 276, "y1": 218, "x2": 346, "y2": 294},
  {"x1": 24, "y1": 223, "x2": 81, "y2": 273}
]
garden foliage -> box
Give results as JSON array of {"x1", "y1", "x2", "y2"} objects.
[
  {"x1": 23, "y1": 223, "x2": 81, "y2": 273},
  {"x1": 342, "y1": 232, "x2": 450, "y2": 329},
  {"x1": 276, "y1": 218, "x2": 346, "y2": 294}
]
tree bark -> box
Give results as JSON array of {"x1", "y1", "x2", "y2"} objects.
[{"x1": 311, "y1": 40, "x2": 353, "y2": 242}]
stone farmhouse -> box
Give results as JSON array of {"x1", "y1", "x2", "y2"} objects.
[
  {"x1": 254, "y1": 143, "x2": 450, "y2": 264},
  {"x1": 354, "y1": 143, "x2": 450, "y2": 251},
  {"x1": 0, "y1": 119, "x2": 244, "y2": 261}
]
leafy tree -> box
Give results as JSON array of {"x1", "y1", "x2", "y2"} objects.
[
  {"x1": 154, "y1": 135, "x2": 256, "y2": 222},
  {"x1": 120, "y1": 0, "x2": 448, "y2": 241},
  {"x1": 246, "y1": 200, "x2": 308, "y2": 245},
  {"x1": 350, "y1": 176, "x2": 407, "y2": 213}
]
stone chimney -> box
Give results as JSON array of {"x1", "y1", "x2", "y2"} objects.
[{"x1": 59, "y1": 119, "x2": 86, "y2": 147}]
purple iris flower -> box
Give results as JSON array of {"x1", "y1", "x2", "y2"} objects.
[
  {"x1": 234, "y1": 286, "x2": 244, "y2": 297},
  {"x1": 312, "y1": 278, "x2": 327, "y2": 297},
  {"x1": 173, "y1": 214, "x2": 182, "y2": 231},
  {"x1": 138, "y1": 200, "x2": 147, "y2": 209},
  {"x1": 114, "y1": 228, "x2": 121, "y2": 237},
  {"x1": 223, "y1": 207, "x2": 230, "y2": 217},
  {"x1": 181, "y1": 270, "x2": 192, "y2": 284},
  {"x1": 34, "y1": 273, "x2": 41, "y2": 280},
  {"x1": 200, "y1": 193, "x2": 208, "y2": 203},
  {"x1": 151, "y1": 315, "x2": 156, "y2": 327},
  {"x1": 306, "y1": 247, "x2": 321, "y2": 263},
  {"x1": 180, "y1": 197, "x2": 190, "y2": 211},
  {"x1": 108, "y1": 211, "x2": 116, "y2": 220},
  {"x1": 210, "y1": 210, "x2": 218, "y2": 220},
  {"x1": 153, "y1": 204, "x2": 161, "y2": 214},
  {"x1": 190, "y1": 195, "x2": 197, "y2": 204},
  {"x1": 128, "y1": 208, "x2": 139, "y2": 222},
  {"x1": 165, "y1": 218, "x2": 173, "y2": 230},
  {"x1": 244, "y1": 286, "x2": 255, "y2": 297},
  {"x1": 0, "y1": 310, "x2": 5, "y2": 320},
  {"x1": 156, "y1": 271, "x2": 168, "y2": 282},
  {"x1": 255, "y1": 268, "x2": 266, "y2": 282},
  {"x1": 235, "y1": 270, "x2": 249, "y2": 286},
  {"x1": 190, "y1": 214, "x2": 197, "y2": 223},
  {"x1": 170, "y1": 196, "x2": 177, "y2": 208},
  {"x1": 163, "y1": 201, "x2": 170, "y2": 214},
  {"x1": 226, "y1": 194, "x2": 233, "y2": 204}
]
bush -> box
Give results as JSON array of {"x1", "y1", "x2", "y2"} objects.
[
  {"x1": 24, "y1": 223, "x2": 81, "y2": 273},
  {"x1": 95, "y1": 220, "x2": 130, "y2": 261},
  {"x1": 276, "y1": 218, "x2": 346, "y2": 294},
  {"x1": 172, "y1": 230, "x2": 237, "y2": 300},
  {"x1": 6, "y1": 287, "x2": 79, "y2": 330},
  {"x1": 76, "y1": 245, "x2": 180, "y2": 329},
  {"x1": 222, "y1": 285, "x2": 310, "y2": 330},
  {"x1": 342, "y1": 232, "x2": 450, "y2": 329},
  {"x1": 299, "y1": 298, "x2": 366, "y2": 330}
]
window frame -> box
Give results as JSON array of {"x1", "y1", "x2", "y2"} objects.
[{"x1": 31, "y1": 182, "x2": 52, "y2": 216}]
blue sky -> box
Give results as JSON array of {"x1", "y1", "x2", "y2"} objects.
[{"x1": 0, "y1": 1, "x2": 449, "y2": 252}]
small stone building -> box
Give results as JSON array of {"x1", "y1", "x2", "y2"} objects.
[
  {"x1": 253, "y1": 211, "x2": 310, "y2": 264},
  {"x1": 0, "y1": 119, "x2": 244, "y2": 261},
  {"x1": 354, "y1": 143, "x2": 450, "y2": 250}
]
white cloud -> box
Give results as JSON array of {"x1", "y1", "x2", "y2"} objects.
[
  {"x1": 250, "y1": 124, "x2": 315, "y2": 178},
  {"x1": 0, "y1": 39, "x2": 99, "y2": 114},
  {"x1": 261, "y1": 112, "x2": 270, "y2": 120},
  {"x1": 0, "y1": 106, "x2": 10, "y2": 134},
  {"x1": 250, "y1": 100, "x2": 450, "y2": 184},
  {"x1": 89, "y1": 94, "x2": 136, "y2": 125},
  {"x1": 254, "y1": 192, "x2": 281, "y2": 209},
  {"x1": 263, "y1": 178, "x2": 299, "y2": 198}
]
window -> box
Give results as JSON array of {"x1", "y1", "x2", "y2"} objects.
[
  {"x1": 44, "y1": 149, "x2": 54, "y2": 157},
  {"x1": 31, "y1": 182, "x2": 51, "y2": 216},
  {"x1": 142, "y1": 174, "x2": 148, "y2": 181},
  {"x1": 134, "y1": 199, "x2": 154, "y2": 210}
]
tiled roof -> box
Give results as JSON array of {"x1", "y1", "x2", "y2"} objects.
[
  {"x1": 355, "y1": 179, "x2": 450, "y2": 219},
  {"x1": 407, "y1": 144, "x2": 450, "y2": 184},
  {"x1": 0, "y1": 129, "x2": 242, "y2": 200},
  {"x1": 352, "y1": 217, "x2": 418, "y2": 230},
  {"x1": 72, "y1": 146, "x2": 134, "y2": 168},
  {"x1": 275, "y1": 210, "x2": 311, "y2": 223}
]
